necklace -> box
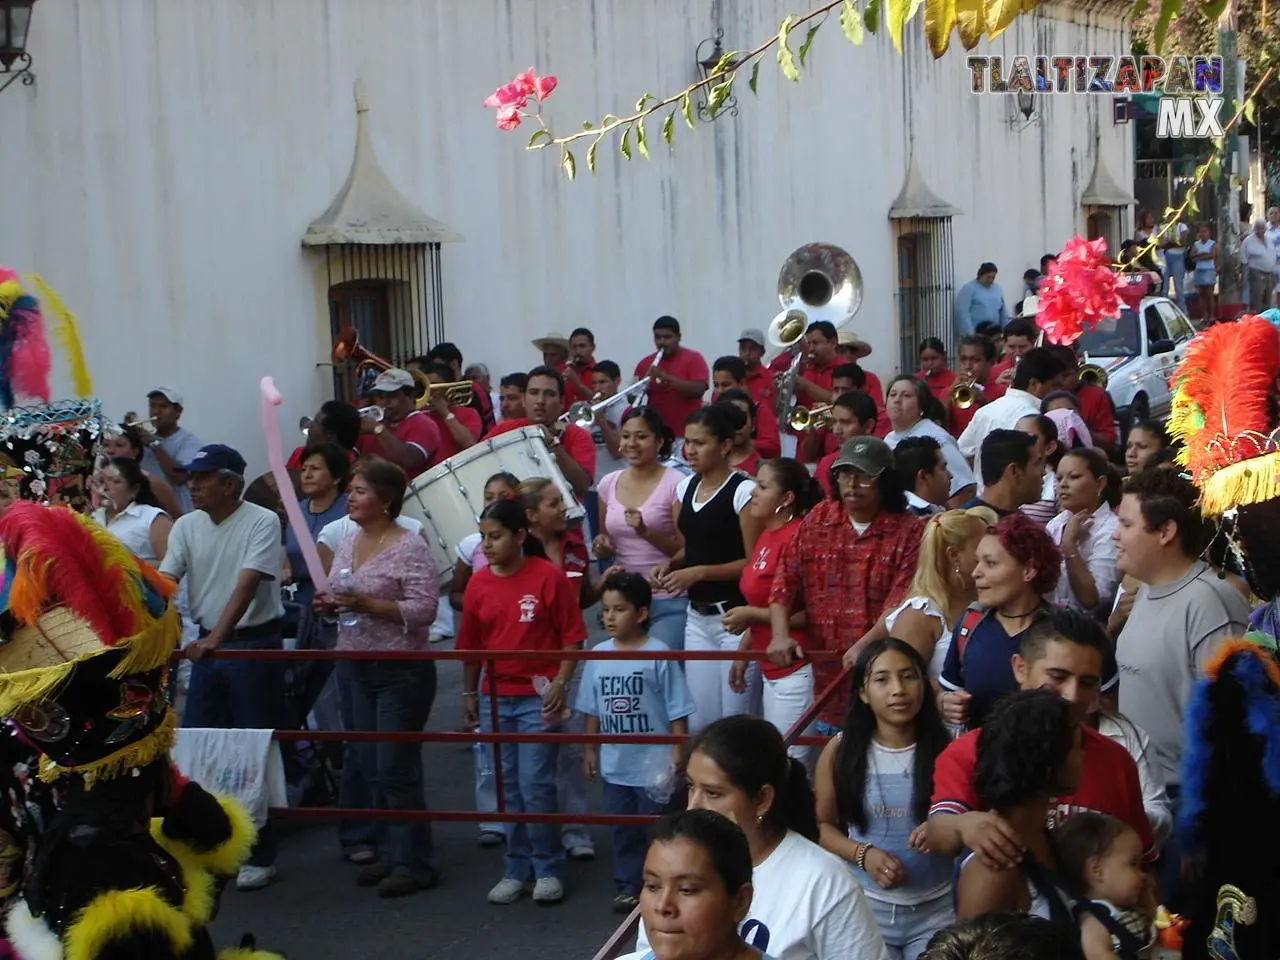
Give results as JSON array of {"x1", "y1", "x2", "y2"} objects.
[
  {"x1": 998, "y1": 604, "x2": 1041, "y2": 620},
  {"x1": 353, "y1": 528, "x2": 389, "y2": 570}
]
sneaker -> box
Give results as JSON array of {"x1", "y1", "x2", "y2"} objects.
[
  {"x1": 488, "y1": 877, "x2": 529, "y2": 904},
  {"x1": 429, "y1": 631, "x2": 453, "y2": 645},
  {"x1": 236, "y1": 865, "x2": 276, "y2": 891},
  {"x1": 613, "y1": 894, "x2": 639, "y2": 914},
  {"x1": 345, "y1": 848, "x2": 378, "y2": 865},
  {"x1": 532, "y1": 876, "x2": 565, "y2": 904},
  {"x1": 566, "y1": 844, "x2": 595, "y2": 861},
  {"x1": 356, "y1": 862, "x2": 393, "y2": 887},
  {"x1": 477, "y1": 830, "x2": 505, "y2": 847}
]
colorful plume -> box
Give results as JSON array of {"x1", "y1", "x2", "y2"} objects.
[
  {"x1": 28, "y1": 274, "x2": 93, "y2": 397},
  {"x1": 1168, "y1": 315, "x2": 1280, "y2": 515},
  {"x1": 0, "y1": 268, "x2": 52, "y2": 409}
]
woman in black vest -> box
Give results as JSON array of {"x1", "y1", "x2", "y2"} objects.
[{"x1": 652, "y1": 405, "x2": 762, "y2": 734}]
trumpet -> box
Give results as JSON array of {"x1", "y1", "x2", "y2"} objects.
[
  {"x1": 562, "y1": 380, "x2": 651, "y2": 429},
  {"x1": 949, "y1": 378, "x2": 983, "y2": 410},
  {"x1": 788, "y1": 404, "x2": 833, "y2": 432},
  {"x1": 359, "y1": 405, "x2": 385, "y2": 423}
]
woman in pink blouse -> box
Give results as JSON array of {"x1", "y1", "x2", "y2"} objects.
[
  {"x1": 315, "y1": 457, "x2": 440, "y2": 899},
  {"x1": 591, "y1": 406, "x2": 686, "y2": 648}
]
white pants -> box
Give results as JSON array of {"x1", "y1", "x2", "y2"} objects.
[
  {"x1": 763, "y1": 664, "x2": 816, "y2": 765},
  {"x1": 685, "y1": 607, "x2": 760, "y2": 734},
  {"x1": 431, "y1": 599, "x2": 454, "y2": 639}
]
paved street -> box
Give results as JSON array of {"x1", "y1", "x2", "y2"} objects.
[{"x1": 211, "y1": 636, "x2": 630, "y2": 960}]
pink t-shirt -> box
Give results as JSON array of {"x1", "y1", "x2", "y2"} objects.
[{"x1": 597, "y1": 467, "x2": 683, "y2": 598}]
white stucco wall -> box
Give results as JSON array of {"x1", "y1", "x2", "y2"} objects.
[{"x1": 0, "y1": 0, "x2": 1131, "y2": 472}]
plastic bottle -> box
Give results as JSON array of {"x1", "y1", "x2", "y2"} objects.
[
  {"x1": 334, "y1": 568, "x2": 359, "y2": 627},
  {"x1": 531, "y1": 676, "x2": 572, "y2": 729}
]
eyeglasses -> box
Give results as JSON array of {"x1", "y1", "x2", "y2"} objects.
[{"x1": 834, "y1": 471, "x2": 878, "y2": 488}]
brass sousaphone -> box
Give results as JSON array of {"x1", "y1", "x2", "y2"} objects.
[{"x1": 768, "y1": 243, "x2": 864, "y2": 423}]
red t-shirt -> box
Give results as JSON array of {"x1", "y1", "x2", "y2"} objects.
[
  {"x1": 740, "y1": 521, "x2": 808, "y2": 680},
  {"x1": 929, "y1": 723, "x2": 1157, "y2": 861},
  {"x1": 456, "y1": 556, "x2": 588, "y2": 697},
  {"x1": 557, "y1": 527, "x2": 590, "y2": 578},
  {"x1": 990, "y1": 356, "x2": 1014, "y2": 384},
  {"x1": 732, "y1": 451, "x2": 762, "y2": 477},
  {"x1": 864, "y1": 372, "x2": 890, "y2": 439},
  {"x1": 355, "y1": 410, "x2": 441, "y2": 479},
  {"x1": 753, "y1": 403, "x2": 781, "y2": 460},
  {"x1": 919, "y1": 368, "x2": 958, "y2": 404},
  {"x1": 635, "y1": 348, "x2": 710, "y2": 436},
  {"x1": 488, "y1": 418, "x2": 596, "y2": 482},
  {"x1": 428, "y1": 406, "x2": 483, "y2": 463},
  {"x1": 743, "y1": 366, "x2": 776, "y2": 407},
  {"x1": 797, "y1": 358, "x2": 837, "y2": 410},
  {"x1": 815, "y1": 451, "x2": 838, "y2": 497},
  {"x1": 559, "y1": 360, "x2": 597, "y2": 407},
  {"x1": 1075, "y1": 383, "x2": 1117, "y2": 445}
]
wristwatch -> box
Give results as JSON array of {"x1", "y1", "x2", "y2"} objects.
[
  {"x1": 373, "y1": 425, "x2": 385, "y2": 436},
  {"x1": 445, "y1": 413, "x2": 457, "y2": 422}
]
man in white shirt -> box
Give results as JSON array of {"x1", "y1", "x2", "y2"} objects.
[
  {"x1": 958, "y1": 348, "x2": 1066, "y2": 488},
  {"x1": 141, "y1": 386, "x2": 204, "y2": 514},
  {"x1": 1242, "y1": 218, "x2": 1278, "y2": 313},
  {"x1": 160, "y1": 443, "x2": 286, "y2": 892}
]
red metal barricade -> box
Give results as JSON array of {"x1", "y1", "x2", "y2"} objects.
[{"x1": 195, "y1": 644, "x2": 852, "y2": 958}]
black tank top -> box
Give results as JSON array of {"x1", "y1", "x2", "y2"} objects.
[{"x1": 678, "y1": 472, "x2": 750, "y2": 607}]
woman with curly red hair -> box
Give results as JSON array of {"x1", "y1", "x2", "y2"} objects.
[{"x1": 938, "y1": 512, "x2": 1062, "y2": 731}]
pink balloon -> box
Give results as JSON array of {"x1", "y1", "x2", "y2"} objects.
[{"x1": 259, "y1": 376, "x2": 332, "y2": 596}]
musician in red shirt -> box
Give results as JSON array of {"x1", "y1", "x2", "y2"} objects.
[
  {"x1": 633, "y1": 316, "x2": 709, "y2": 438},
  {"x1": 355, "y1": 369, "x2": 441, "y2": 480},
  {"x1": 1046, "y1": 345, "x2": 1118, "y2": 455},
  {"x1": 988, "y1": 318, "x2": 1039, "y2": 389},
  {"x1": 736, "y1": 328, "x2": 777, "y2": 407},
  {"x1": 557, "y1": 328, "x2": 598, "y2": 407},
  {"x1": 487, "y1": 366, "x2": 596, "y2": 498},
  {"x1": 801, "y1": 362, "x2": 885, "y2": 461},
  {"x1": 794, "y1": 321, "x2": 840, "y2": 409},
  {"x1": 412, "y1": 344, "x2": 495, "y2": 435},
  {"x1": 917, "y1": 337, "x2": 958, "y2": 405},
  {"x1": 949, "y1": 335, "x2": 1008, "y2": 438},
  {"x1": 420, "y1": 362, "x2": 483, "y2": 463},
  {"x1": 712, "y1": 356, "x2": 780, "y2": 459}
]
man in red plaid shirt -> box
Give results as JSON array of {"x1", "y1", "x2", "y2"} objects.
[{"x1": 767, "y1": 436, "x2": 922, "y2": 731}]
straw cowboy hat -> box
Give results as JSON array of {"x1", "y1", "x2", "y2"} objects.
[
  {"x1": 531, "y1": 332, "x2": 571, "y2": 352},
  {"x1": 838, "y1": 329, "x2": 873, "y2": 360}
]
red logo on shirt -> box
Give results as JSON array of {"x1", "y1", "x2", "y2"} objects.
[{"x1": 518, "y1": 594, "x2": 538, "y2": 623}]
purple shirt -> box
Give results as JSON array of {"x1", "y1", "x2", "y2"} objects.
[{"x1": 332, "y1": 529, "x2": 439, "y2": 652}]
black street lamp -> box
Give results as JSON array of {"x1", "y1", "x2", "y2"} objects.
[
  {"x1": 0, "y1": 0, "x2": 36, "y2": 96},
  {"x1": 695, "y1": 28, "x2": 738, "y2": 122}
]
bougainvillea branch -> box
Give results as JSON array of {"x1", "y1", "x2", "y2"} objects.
[{"x1": 485, "y1": 0, "x2": 1247, "y2": 181}]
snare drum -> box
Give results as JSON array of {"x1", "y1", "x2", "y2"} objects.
[{"x1": 401, "y1": 426, "x2": 585, "y2": 580}]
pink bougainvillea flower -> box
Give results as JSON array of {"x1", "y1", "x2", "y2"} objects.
[
  {"x1": 1036, "y1": 234, "x2": 1124, "y2": 345},
  {"x1": 533, "y1": 73, "x2": 557, "y2": 101},
  {"x1": 495, "y1": 104, "x2": 522, "y2": 131},
  {"x1": 483, "y1": 82, "x2": 528, "y2": 110},
  {"x1": 512, "y1": 67, "x2": 537, "y2": 97}
]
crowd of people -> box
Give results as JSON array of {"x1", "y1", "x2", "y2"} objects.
[{"x1": 60, "y1": 285, "x2": 1280, "y2": 960}]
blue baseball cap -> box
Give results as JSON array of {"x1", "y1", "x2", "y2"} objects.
[{"x1": 180, "y1": 444, "x2": 247, "y2": 476}]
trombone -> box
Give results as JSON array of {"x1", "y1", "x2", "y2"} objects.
[
  {"x1": 331, "y1": 326, "x2": 473, "y2": 410},
  {"x1": 788, "y1": 403, "x2": 832, "y2": 432},
  {"x1": 561, "y1": 379, "x2": 652, "y2": 428}
]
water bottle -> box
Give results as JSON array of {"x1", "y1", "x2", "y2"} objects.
[
  {"x1": 473, "y1": 736, "x2": 495, "y2": 779},
  {"x1": 642, "y1": 750, "x2": 679, "y2": 806},
  {"x1": 334, "y1": 568, "x2": 359, "y2": 627},
  {"x1": 531, "y1": 676, "x2": 571, "y2": 729}
]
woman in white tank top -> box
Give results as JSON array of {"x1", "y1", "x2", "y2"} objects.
[
  {"x1": 91, "y1": 456, "x2": 173, "y2": 565},
  {"x1": 850, "y1": 509, "x2": 992, "y2": 681}
]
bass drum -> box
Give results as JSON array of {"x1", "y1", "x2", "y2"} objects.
[{"x1": 400, "y1": 425, "x2": 585, "y2": 581}]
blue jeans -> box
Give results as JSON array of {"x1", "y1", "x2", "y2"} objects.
[
  {"x1": 335, "y1": 659, "x2": 439, "y2": 885},
  {"x1": 867, "y1": 889, "x2": 956, "y2": 960},
  {"x1": 183, "y1": 628, "x2": 285, "y2": 868},
  {"x1": 604, "y1": 780, "x2": 662, "y2": 895},
  {"x1": 1162, "y1": 249, "x2": 1187, "y2": 309},
  {"x1": 482, "y1": 695, "x2": 563, "y2": 882},
  {"x1": 647, "y1": 596, "x2": 688, "y2": 651}
]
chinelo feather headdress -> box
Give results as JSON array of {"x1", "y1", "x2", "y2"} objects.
[
  {"x1": 0, "y1": 502, "x2": 180, "y2": 785},
  {"x1": 1167, "y1": 315, "x2": 1280, "y2": 517}
]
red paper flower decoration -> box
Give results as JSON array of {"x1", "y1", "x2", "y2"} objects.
[{"x1": 1036, "y1": 235, "x2": 1125, "y2": 345}]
